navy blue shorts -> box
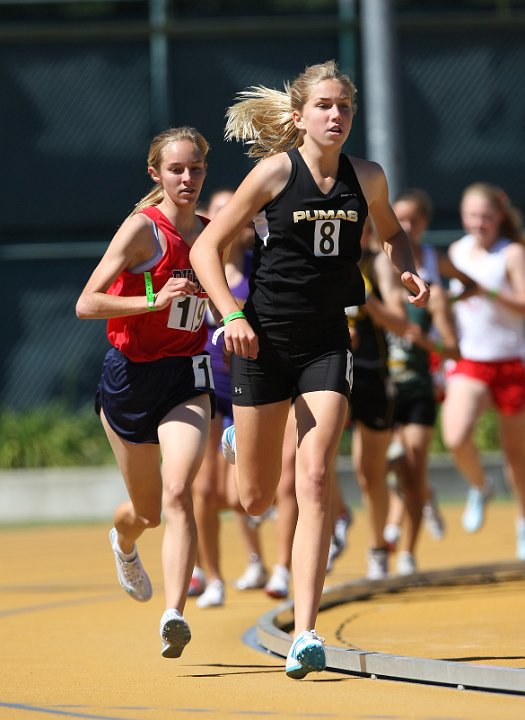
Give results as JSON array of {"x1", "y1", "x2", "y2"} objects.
[
  {"x1": 230, "y1": 314, "x2": 353, "y2": 407},
  {"x1": 95, "y1": 347, "x2": 215, "y2": 444},
  {"x1": 350, "y1": 364, "x2": 395, "y2": 431}
]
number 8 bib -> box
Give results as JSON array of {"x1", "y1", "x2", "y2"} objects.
[{"x1": 314, "y1": 219, "x2": 340, "y2": 257}]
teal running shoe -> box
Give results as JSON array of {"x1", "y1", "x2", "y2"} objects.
[
  {"x1": 285, "y1": 630, "x2": 326, "y2": 679},
  {"x1": 462, "y1": 482, "x2": 493, "y2": 533},
  {"x1": 221, "y1": 424, "x2": 236, "y2": 464}
]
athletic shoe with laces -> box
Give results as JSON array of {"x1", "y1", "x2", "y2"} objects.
[
  {"x1": 265, "y1": 564, "x2": 290, "y2": 599},
  {"x1": 397, "y1": 550, "x2": 417, "y2": 576},
  {"x1": 196, "y1": 578, "x2": 225, "y2": 608},
  {"x1": 160, "y1": 609, "x2": 191, "y2": 658},
  {"x1": 462, "y1": 481, "x2": 493, "y2": 533},
  {"x1": 109, "y1": 527, "x2": 152, "y2": 602},
  {"x1": 235, "y1": 554, "x2": 268, "y2": 590},
  {"x1": 221, "y1": 424, "x2": 236, "y2": 465},
  {"x1": 367, "y1": 547, "x2": 389, "y2": 580},
  {"x1": 188, "y1": 566, "x2": 206, "y2": 597},
  {"x1": 423, "y1": 489, "x2": 445, "y2": 539},
  {"x1": 285, "y1": 629, "x2": 326, "y2": 679},
  {"x1": 516, "y1": 519, "x2": 525, "y2": 561}
]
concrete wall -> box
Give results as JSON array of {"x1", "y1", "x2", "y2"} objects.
[{"x1": 0, "y1": 453, "x2": 509, "y2": 525}]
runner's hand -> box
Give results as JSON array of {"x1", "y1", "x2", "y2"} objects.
[
  {"x1": 401, "y1": 272, "x2": 430, "y2": 307},
  {"x1": 223, "y1": 318, "x2": 258, "y2": 359}
]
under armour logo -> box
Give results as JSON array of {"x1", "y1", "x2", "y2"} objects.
[{"x1": 234, "y1": 387, "x2": 243, "y2": 394}]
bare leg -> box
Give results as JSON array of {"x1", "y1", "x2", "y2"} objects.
[
  {"x1": 499, "y1": 411, "x2": 525, "y2": 519},
  {"x1": 274, "y1": 407, "x2": 299, "y2": 569},
  {"x1": 352, "y1": 422, "x2": 391, "y2": 549},
  {"x1": 192, "y1": 415, "x2": 225, "y2": 584},
  {"x1": 292, "y1": 391, "x2": 348, "y2": 633},
  {"x1": 158, "y1": 395, "x2": 211, "y2": 612},
  {"x1": 100, "y1": 410, "x2": 162, "y2": 554},
  {"x1": 441, "y1": 376, "x2": 491, "y2": 491},
  {"x1": 398, "y1": 423, "x2": 434, "y2": 555},
  {"x1": 233, "y1": 400, "x2": 291, "y2": 516},
  {"x1": 385, "y1": 491, "x2": 405, "y2": 530}
]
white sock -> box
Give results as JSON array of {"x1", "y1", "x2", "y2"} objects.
[{"x1": 112, "y1": 534, "x2": 136, "y2": 561}]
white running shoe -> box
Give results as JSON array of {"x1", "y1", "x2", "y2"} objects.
[
  {"x1": 221, "y1": 425, "x2": 236, "y2": 465},
  {"x1": 423, "y1": 489, "x2": 445, "y2": 540},
  {"x1": 109, "y1": 528, "x2": 152, "y2": 602},
  {"x1": 160, "y1": 609, "x2": 191, "y2": 658},
  {"x1": 386, "y1": 439, "x2": 405, "y2": 463},
  {"x1": 285, "y1": 630, "x2": 326, "y2": 679},
  {"x1": 246, "y1": 506, "x2": 276, "y2": 529},
  {"x1": 265, "y1": 565, "x2": 290, "y2": 599},
  {"x1": 326, "y1": 536, "x2": 342, "y2": 573},
  {"x1": 196, "y1": 579, "x2": 225, "y2": 609},
  {"x1": 383, "y1": 523, "x2": 401, "y2": 553},
  {"x1": 367, "y1": 547, "x2": 389, "y2": 580},
  {"x1": 235, "y1": 554, "x2": 268, "y2": 590},
  {"x1": 334, "y1": 507, "x2": 353, "y2": 548},
  {"x1": 462, "y1": 481, "x2": 493, "y2": 533},
  {"x1": 397, "y1": 550, "x2": 417, "y2": 576},
  {"x1": 188, "y1": 566, "x2": 206, "y2": 597},
  {"x1": 327, "y1": 507, "x2": 353, "y2": 572}
]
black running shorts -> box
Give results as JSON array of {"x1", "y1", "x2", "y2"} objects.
[
  {"x1": 350, "y1": 364, "x2": 395, "y2": 431},
  {"x1": 392, "y1": 388, "x2": 436, "y2": 428},
  {"x1": 230, "y1": 313, "x2": 353, "y2": 407}
]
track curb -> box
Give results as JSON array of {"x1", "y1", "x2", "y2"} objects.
[{"x1": 256, "y1": 560, "x2": 525, "y2": 694}]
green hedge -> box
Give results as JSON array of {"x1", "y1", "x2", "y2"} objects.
[
  {"x1": 0, "y1": 405, "x2": 114, "y2": 468},
  {"x1": 0, "y1": 404, "x2": 501, "y2": 469}
]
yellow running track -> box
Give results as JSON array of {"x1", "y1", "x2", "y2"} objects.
[{"x1": 1, "y1": 501, "x2": 524, "y2": 720}]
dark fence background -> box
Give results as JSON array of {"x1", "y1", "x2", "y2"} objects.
[{"x1": 2, "y1": 1, "x2": 524, "y2": 411}]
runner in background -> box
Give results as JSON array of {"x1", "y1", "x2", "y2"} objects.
[
  {"x1": 442, "y1": 183, "x2": 525, "y2": 559},
  {"x1": 384, "y1": 190, "x2": 460, "y2": 574},
  {"x1": 191, "y1": 189, "x2": 269, "y2": 608},
  {"x1": 345, "y1": 218, "x2": 407, "y2": 579}
]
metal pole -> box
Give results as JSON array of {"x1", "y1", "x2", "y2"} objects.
[
  {"x1": 338, "y1": 0, "x2": 358, "y2": 79},
  {"x1": 149, "y1": 0, "x2": 169, "y2": 133},
  {"x1": 360, "y1": 0, "x2": 405, "y2": 200}
]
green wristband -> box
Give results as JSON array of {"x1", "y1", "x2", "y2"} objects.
[
  {"x1": 487, "y1": 288, "x2": 499, "y2": 299},
  {"x1": 144, "y1": 271, "x2": 156, "y2": 310},
  {"x1": 223, "y1": 310, "x2": 245, "y2": 325}
]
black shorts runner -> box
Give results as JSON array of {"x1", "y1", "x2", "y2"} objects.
[
  {"x1": 230, "y1": 314, "x2": 353, "y2": 407},
  {"x1": 392, "y1": 389, "x2": 436, "y2": 428},
  {"x1": 95, "y1": 347, "x2": 215, "y2": 444},
  {"x1": 350, "y1": 364, "x2": 395, "y2": 431}
]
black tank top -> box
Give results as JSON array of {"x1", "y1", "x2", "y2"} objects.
[{"x1": 246, "y1": 148, "x2": 367, "y2": 321}]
